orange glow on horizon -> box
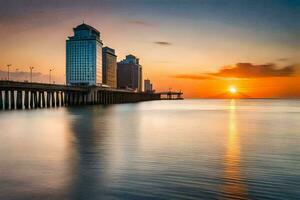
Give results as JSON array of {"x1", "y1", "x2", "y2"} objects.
[{"x1": 152, "y1": 75, "x2": 300, "y2": 99}]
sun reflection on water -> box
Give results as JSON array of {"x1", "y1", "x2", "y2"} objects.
[{"x1": 220, "y1": 99, "x2": 248, "y2": 199}]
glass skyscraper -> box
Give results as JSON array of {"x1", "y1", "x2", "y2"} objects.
[{"x1": 66, "y1": 23, "x2": 103, "y2": 86}]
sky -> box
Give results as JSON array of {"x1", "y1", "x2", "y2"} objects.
[{"x1": 0, "y1": 0, "x2": 299, "y2": 98}]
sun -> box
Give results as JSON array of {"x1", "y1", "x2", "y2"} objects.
[{"x1": 228, "y1": 86, "x2": 237, "y2": 94}]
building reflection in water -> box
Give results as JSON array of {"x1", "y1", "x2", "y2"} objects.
[
  {"x1": 65, "y1": 105, "x2": 141, "y2": 200},
  {"x1": 66, "y1": 106, "x2": 111, "y2": 200},
  {"x1": 220, "y1": 100, "x2": 248, "y2": 200}
]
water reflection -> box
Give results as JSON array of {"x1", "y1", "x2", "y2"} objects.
[
  {"x1": 66, "y1": 105, "x2": 143, "y2": 199},
  {"x1": 220, "y1": 100, "x2": 248, "y2": 199},
  {"x1": 1, "y1": 100, "x2": 299, "y2": 200},
  {"x1": 66, "y1": 106, "x2": 112, "y2": 200}
]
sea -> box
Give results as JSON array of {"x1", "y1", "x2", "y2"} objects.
[{"x1": 0, "y1": 99, "x2": 299, "y2": 200}]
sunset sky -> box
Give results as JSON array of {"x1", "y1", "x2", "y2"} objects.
[{"x1": 0, "y1": 0, "x2": 299, "y2": 98}]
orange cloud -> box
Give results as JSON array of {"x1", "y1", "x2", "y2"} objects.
[
  {"x1": 211, "y1": 63, "x2": 298, "y2": 78},
  {"x1": 173, "y1": 63, "x2": 300, "y2": 81},
  {"x1": 172, "y1": 74, "x2": 213, "y2": 80}
]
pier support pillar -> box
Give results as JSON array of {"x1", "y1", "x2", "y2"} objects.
[
  {"x1": 47, "y1": 92, "x2": 51, "y2": 108},
  {"x1": 96, "y1": 91, "x2": 99, "y2": 104},
  {"x1": 102, "y1": 91, "x2": 106, "y2": 104},
  {"x1": 68, "y1": 92, "x2": 71, "y2": 105},
  {"x1": 79, "y1": 93, "x2": 83, "y2": 105},
  {"x1": 30, "y1": 91, "x2": 34, "y2": 108},
  {"x1": 65, "y1": 92, "x2": 69, "y2": 106},
  {"x1": 83, "y1": 93, "x2": 87, "y2": 105},
  {"x1": 110, "y1": 92, "x2": 113, "y2": 104},
  {"x1": 24, "y1": 91, "x2": 29, "y2": 109},
  {"x1": 51, "y1": 92, "x2": 55, "y2": 107},
  {"x1": 33, "y1": 91, "x2": 37, "y2": 108},
  {"x1": 69, "y1": 92, "x2": 73, "y2": 106},
  {"x1": 100, "y1": 91, "x2": 103, "y2": 104},
  {"x1": 61, "y1": 91, "x2": 64, "y2": 106},
  {"x1": 4, "y1": 90, "x2": 9, "y2": 110},
  {"x1": 86, "y1": 92, "x2": 91, "y2": 105},
  {"x1": 64, "y1": 92, "x2": 68, "y2": 106},
  {"x1": 39, "y1": 92, "x2": 44, "y2": 108},
  {"x1": 11, "y1": 90, "x2": 16, "y2": 109},
  {"x1": 70, "y1": 92, "x2": 74, "y2": 105},
  {"x1": 116, "y1": 93, "x2": 119, "y2": 104},
  {"x1": 0, "y1": 90, "x2": 2, "y2": 110},
  {"x1": 72, "y1": 92, "x2": 77, "y2": 105},
  {"x1": 75, "y1": 92, "x2": 79, "y2": 105},
  {"x1": 56, "y1": 91, "x2": 60, "y2": 107},
  {"x1": 16, "y1": 90, "x2": 22, "y2": 109},
  {"x1": 89, "y1": 92, "x2": 92, "y2": 104},
  {"x1": 73, "y1": 93, "x2": 77, "y2": 105},
  {"x1": 105, "y1": 91, "x2": 109, "y2": 104},
  {"x1": 34, "y1": 91, "x2": 38, "y2": 108},
  {"x1": 108, "y1": 92, "x2": 111, "y2": 104},
  {"x1": 98, "y1": 91, "x2": 102, "y2": 104},
  {"x1": 73, "y1": 92, "x2": 77, "y2": 105},
  {"x1": 94, "y1": 91, "x2": 98, "y2": 104}
]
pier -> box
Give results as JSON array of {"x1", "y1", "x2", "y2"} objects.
[
  {"x1": 0, "y1": 81, "x2": 161, "y2": 110},
  {"x1": 159, "y1": 91, "x2": 184, "y2": 100}
]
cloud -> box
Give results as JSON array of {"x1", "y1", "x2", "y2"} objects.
[
  {"x1": 153, "y1": 41, "x2": 172, "y2": 46},
  {"x1": 210, "y1": 63, "x2": 297, "y2": 78},
  {"x1": 128, "y1": 20, "x2": 153, "y2": 26},
  {"x1": 172, "y1": 74, "x2": 213, "y2": 80},
  {"x1": 172, "y1": 63, "x2": 299, "y2": 80}
]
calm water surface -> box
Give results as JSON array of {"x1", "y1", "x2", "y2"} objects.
[{"x1": 0, "y1": 99, "x2": 299, "y2": 200}]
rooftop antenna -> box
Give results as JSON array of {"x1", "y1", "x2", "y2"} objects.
[{"x1": 83, "y1": 20, "x2": 85, "y2": 24}]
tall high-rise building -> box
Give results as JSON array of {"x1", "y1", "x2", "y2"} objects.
[
  {"x1": 144, "y1": 79, "x2": 153, "y2": 92},
  {"x1": 117, "y1": 55, "x2": 142, "y2": 91},
  {"x1": 102, "y1": 47, "x2": 117, "y2": 88},
  {"x1": 66, "y1": 23, "x2": 103, "y2": 86}
]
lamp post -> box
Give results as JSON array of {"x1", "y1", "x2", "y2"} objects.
[
  {"x1": 49, "y1": 68, "x2": 54, "y2": 84},
  {"x1": 15, "y1": 68, "x2": 19, "y2": 81},
  {"x1": 7, "y1": 64, "x2": 11, "y2": 81},
  {"x1": 29, "y1": 67, "x2": 34, "y2": 83}
]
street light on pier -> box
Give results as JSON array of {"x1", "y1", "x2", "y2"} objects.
[
  {"x1": 29, "y1": 66, "x2": 34, "y2": 83},
  {"x1": 7, "y1": 64, "x2": 11, "y2": 81},
  {"x1": 15, "y1": 68, "x2": 19, "y2": 81},
  {"x1": 49, "y1": 68, "x2": 54, "y2": 84}
]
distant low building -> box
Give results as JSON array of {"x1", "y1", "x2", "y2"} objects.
[
  {"x1": 66, "y1": 23, "x2": 103, "y2": 86},
  {"x1": 144, "y1": 79, "x2": 153, "y2": 93},
  {"x1": 102, "y1": 47, "x2": 117, "y2": 88},
  {"x1": 117, "y1": 55, "x2": 142, "y2": 92}
]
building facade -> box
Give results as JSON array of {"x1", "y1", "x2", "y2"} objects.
[
  {"x1": 102, "y1": 47, "x2": 117, "y2": 88},
  {"x1": 144, "y1": 79, "x2": 153, "y2": 92},
  {"x1": 66, "y1": 23, "x2": 103, "y2": 86},
  {"x1": 117, "y1": 55, "x2": 142, "y2": 91}
]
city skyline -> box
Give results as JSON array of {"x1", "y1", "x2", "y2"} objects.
[{"x1": 0, "y1": 0, "x2": 299, "y2": 98}]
